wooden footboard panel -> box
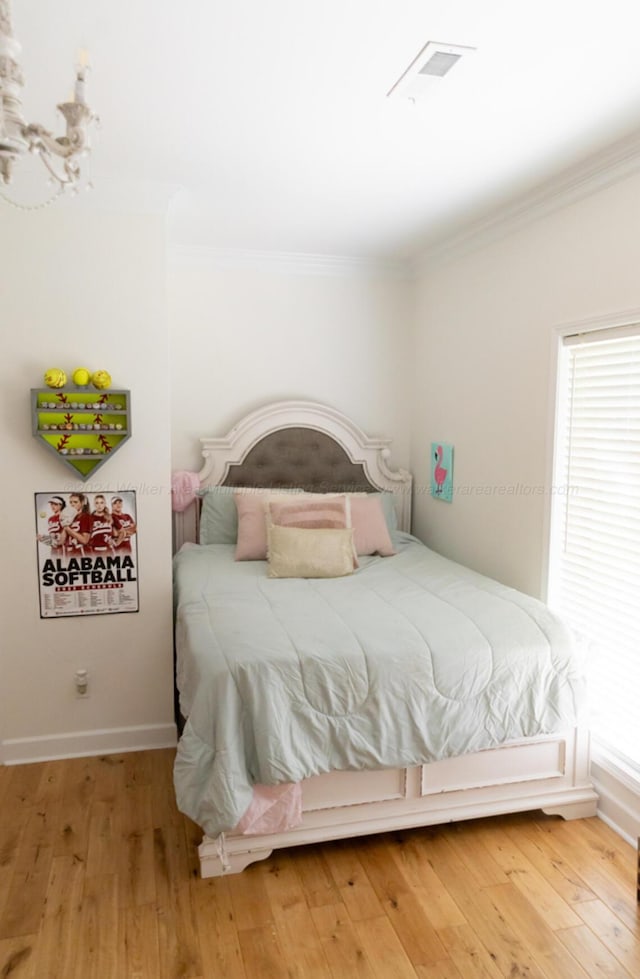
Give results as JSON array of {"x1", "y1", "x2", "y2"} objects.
[{"x1": 197, "y1": 727, "x2": 597, "y2": 877}]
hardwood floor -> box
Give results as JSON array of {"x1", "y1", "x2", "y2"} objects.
[{"x1": 0, "y1": 748, "x2": 637, "y2": 979}]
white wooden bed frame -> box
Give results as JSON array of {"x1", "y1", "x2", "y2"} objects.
[{"x1": 173, "y1": 400, "x2": 597, "y2": 878}]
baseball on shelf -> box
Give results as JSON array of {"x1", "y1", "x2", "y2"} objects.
[
  {"x1": 72, "y1": 367, "x2": 91, "y2": 386},
  {"x1": 91, "y1": 369, "x2": 112, "y2": 390},
  {"x1": 44, "y1": 367, "x2": 67, "y2": 388}
]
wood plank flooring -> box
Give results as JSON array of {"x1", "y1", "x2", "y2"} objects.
[{"x1": 0, "y1": 748, "x2": 637, "y2": 978}]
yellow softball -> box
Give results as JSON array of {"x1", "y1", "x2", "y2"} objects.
[
  {"x1": 91, "y1": 369, "x2": 112, "y2": 390},
  {"x1": 72, "y1": 367, "x2": 91, "y2": 386},
  {"x1": 44, "y1": 367, "x2": 67, "y2": 389}
]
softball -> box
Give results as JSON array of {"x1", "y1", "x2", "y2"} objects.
[
  {"x1": 44, "y1": 367, "x2": 67, "y2": 389},
  {"x1": 60, "y1": 505, "x2": 77, "y2": 526},
  {"x1": 72, "y1": 367, "x2": 91, "y2": 386},
  {"x1": 91, "y1": 369, "x2": 112, "y2": 390}
]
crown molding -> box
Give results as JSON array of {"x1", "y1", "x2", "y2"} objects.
[
  {"x1": 168, "y1": 243, "x2": 410, "y2": 279},
  {"x1": 413, "y1": 128, "x2": 640, "y2": 271}
]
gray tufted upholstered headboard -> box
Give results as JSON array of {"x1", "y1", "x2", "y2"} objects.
[
  {"x1": 221, "y1": 427, "x2": 377, "y2": 494},
  {"x1": 172, "y1": 400, "x2": 412, "y2": 550}
]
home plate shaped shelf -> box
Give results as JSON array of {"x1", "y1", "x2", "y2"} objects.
[{"x1": 31, "y1": 388, "x2": 131, "y2": 481}]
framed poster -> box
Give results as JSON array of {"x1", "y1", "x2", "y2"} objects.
[
  {"x1": 431, "y1": 442, "x2": 454, "y2": 502},
  {"x1": 35, "y1": 490, "x2": 139, "y2": 618}
]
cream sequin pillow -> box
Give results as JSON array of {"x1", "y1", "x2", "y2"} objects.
[{"x1": 266, "y1": 525, "x2": 356, "y2": 579}]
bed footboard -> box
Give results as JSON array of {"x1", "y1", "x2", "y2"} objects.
[{"x1": 196, "y1": 727, "x2": 597, "y2": 877}]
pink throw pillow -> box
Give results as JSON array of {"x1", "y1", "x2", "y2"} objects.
[
  {"x1": 349, "y1": 495, "x2": 395, "y2": 556},
  {"x1": 235, "y1": 491, "x2": 288, "y2": 561},
  {"x1": 268, "y1": 496, "x2": 349, "y2": 530},
  {"x1": 236, "y1": 491, "x2": 347, "y2": 561}
]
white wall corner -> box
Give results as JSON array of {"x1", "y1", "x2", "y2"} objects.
[
  {"x1": 72, "y1": 177, "x2": 183, "y2": 217},
  {"x1": 591, "y1": 747, "x2": 640, "y2": 846}
]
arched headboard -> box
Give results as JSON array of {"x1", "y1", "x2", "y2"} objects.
[{"x1": 173, "y1": 400, "x2": 412, "y2": 549}]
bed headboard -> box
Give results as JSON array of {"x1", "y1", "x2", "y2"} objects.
[{"x1": 173, "y1": 400, "x2": 412, "y2": 550}]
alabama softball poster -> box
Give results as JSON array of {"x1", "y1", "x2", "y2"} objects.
[{"x1": 35, "y1": 490, "x2": 139, "y2": 618}]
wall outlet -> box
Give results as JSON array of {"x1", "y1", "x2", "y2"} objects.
[{"x1": 74, "y1": 669, "x2": 90, "y2": 698}]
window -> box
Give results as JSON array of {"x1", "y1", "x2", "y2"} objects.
[{"x1": 548, "y1": 322, "x2": 640, "y2": 772}]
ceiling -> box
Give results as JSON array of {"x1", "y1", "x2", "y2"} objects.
[{"x1": 9, "y1": 0, "x2": 640, "y2": 259}]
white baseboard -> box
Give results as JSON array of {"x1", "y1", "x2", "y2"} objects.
[
  {"x1": 591, "y1": 749, "x2": 640, "y2": 847},
  {"x1": 0, "y1": 723, "x2": 177, "y2": 765}
]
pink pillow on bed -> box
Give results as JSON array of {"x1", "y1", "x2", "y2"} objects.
[
  {"x1": 349, "y1": 495, "x2": 396, "y2": 556},
  {"x1": 236, "y1": 491, "x2": 394, "y2": 560},
  {"x1": 236, "y1": 492, "x2": 350, "y2": 561},
  {"x1": 268, "y1": 496, "x2": 349, "y2": 530},
  {"x1": 234, "y1": 491, "x2": 295, "y2": 561}
]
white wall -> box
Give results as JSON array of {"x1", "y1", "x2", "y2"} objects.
[
  {"x1": 0, "y1": 204, "x2": 176, "y2": 762},
  {"x1": 168, "y1": 250, "x2": 413, "y2": 472},
  {"x1": 411, "y1": 169, "x2": 640, "y2": 596},
  {"x1": 5, "y1": 152, "x2": 638, "y2": 762},
  {"x1": 0, "y1": 211, "x2": 412, "y2": 762}
]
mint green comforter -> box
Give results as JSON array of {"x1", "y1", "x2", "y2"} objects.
[{"x1": 173, "y1": 536, "x2": 585, "y2": 836}]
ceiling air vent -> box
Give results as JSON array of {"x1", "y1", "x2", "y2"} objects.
[
  {"x1": 419, "y1": 50, "x2": 461, "y2": 77},
  {"x1": 387, "y1": 41, "x2": 476, "y2": 101}
]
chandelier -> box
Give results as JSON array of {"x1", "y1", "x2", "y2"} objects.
[{"x1": 0, "y1": 0, "x2": 97, "y2": 205}]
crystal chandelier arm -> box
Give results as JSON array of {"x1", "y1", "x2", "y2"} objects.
[
  {"x1": 34, "y1": 143, "x2": 80, "y2": 187},
  {"x1": 0, "y1": 1, "x2": 12, "y2": 37},
  {"x1": 23, "y1": 101, "x2": 92, "y2": 160},
  {"x1": 0, "y1": 0, "x2": 96, "y2": 197}
]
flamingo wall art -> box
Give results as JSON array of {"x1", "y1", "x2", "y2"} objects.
[{"x1": 431, "y1": 442, "x2": 454, "y2": 502}]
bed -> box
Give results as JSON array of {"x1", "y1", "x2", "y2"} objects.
[{"x1": 172, "y1": 399, "x2": 597, "y2": 878}]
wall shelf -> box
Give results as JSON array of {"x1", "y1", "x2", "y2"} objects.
[{"x1": 31, "y1": 388, "x2": 132, "y2": 480}]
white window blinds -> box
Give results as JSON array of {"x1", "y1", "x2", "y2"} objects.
[{"x1": 549, "y1": 326, "x2": 640, "y2": 770}]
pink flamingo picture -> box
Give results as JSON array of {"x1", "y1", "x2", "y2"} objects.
[
  {"x1": 434, "y1": 445, "x2": 447, "y2": 494},
  {"x1": 431, "y1": 442, "x2": 453, "y2": 501}
]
